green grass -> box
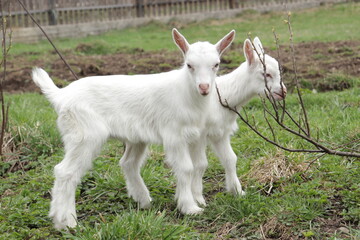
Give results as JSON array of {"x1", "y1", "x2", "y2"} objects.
[
  {"x1": 11, "y1": 2, "x2": 360, "y2": 56},
  {"x1": 64, "y1": 210, "x2": 201, "y2": 240},
  {"x1": 1, "y1": 88, "x2": 359, "y2": 239}
]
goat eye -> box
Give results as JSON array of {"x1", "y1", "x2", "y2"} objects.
[
  {"x1": 214, "y1": 63, "x2": 219, "y2": 68},
  {"x1": 187, "y1": 64, "x2": 193, "y2": 69},
  {"x1": 264, "y1": 73, "x2": 272, "y2": 78}
]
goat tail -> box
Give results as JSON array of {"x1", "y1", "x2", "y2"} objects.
[{"x1": 32, "y1": 67, "x2": 60, "y2": 97}]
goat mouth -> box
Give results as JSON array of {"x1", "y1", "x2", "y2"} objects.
[
  {"x1": 199, "y1": 89, "x2": 209, "y2": 96},
  {"x1": 272, "y1": 92, "x2": 285, "y2": 100}
]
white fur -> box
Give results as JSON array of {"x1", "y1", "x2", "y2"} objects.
[
  {"x1": 32, "y1": 28, "x2": 235, "y2": 230},
  {"x1": 201, "y1": 37, "x2": 287, "y2": 202}
]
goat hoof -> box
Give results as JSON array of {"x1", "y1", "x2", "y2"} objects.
[
  {"x1": 238, "y1": 190, "x2": 246, "y2": 196},
  {"x1": 52, "y1": 214, "x2": 77, "y2": 230},
  {"x1": 182, "y1": 206, "x2": 204, "y2": 215},
  {"x1": 194, "y1": 196, "x2": 207, "y2": 206},
  {"x1": 139, "y1": 198, "x2": 152, "y2": 209}
]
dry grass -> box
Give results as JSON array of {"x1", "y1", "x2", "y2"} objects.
[
  {"x1": 214, "y1": 221, "x2": 243, "y2": 240},
  {"x1": 246, "y1": 151, "x2": 308, "y2": 193},
  {"x1": 0, "y1": 131, "x2": 29, "y2": 173},
  {"x1": 1, "y1": 131, "x2": 18, "y2": 163},
  {"x1": 259, "y1": 216, "x2": 293, "y2": 240}
]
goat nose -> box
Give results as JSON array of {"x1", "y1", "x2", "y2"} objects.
[
  {"x1": 199, "y1": 83, "x2": 209, "y2": 91},
  {"x1": 282, "y1": 86, "x2": 287, "y2": 96}
]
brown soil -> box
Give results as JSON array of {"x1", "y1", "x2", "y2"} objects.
[{"x1": 2, "y1": 40, "x2": 360, "y2": 93}]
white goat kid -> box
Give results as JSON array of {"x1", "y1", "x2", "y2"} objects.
[
  {"x1": 32, "y1": 28, "x2": 235, "y2": 230},
  {"x1": 193, "y1": 37, "x2": 287, "y2": 202}
]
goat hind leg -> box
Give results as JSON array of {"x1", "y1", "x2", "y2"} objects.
[
  {"x1": 49, "y1": 139, "x2": 104, "y2": 230},
  {"x1": 120, "y1": 142, "x2": 152, "y2": 208}
]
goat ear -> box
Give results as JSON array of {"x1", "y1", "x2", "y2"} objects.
[
  {"x1": 172, "y1": 28, "x2": 190, "y2": 55},
  {"x1": 244, "y1": 39, "x2": 255, "y2": 66},
  {"x1": 215, "y1": 30, "x2": 235, "y2": 56},
  {"x1": 253, "y1": 37, "x2": 264, "y2": 56}
]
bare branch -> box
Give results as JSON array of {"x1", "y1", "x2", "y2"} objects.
[
  {"x1": 286, "y1": 12, "x2": 311, "y2": 137},
  {"x1": 216, "y1": 28, "x2": 360, "y2": 159},
  {"x1": 0, "y1": 0, "x2": 11, "y2": 157},
  {"x1": 16, "y1": 0, "x2": 78, "y2": 80},
  {"x1": 263, "y1": 105, "x2": 276, "y2": 142},
  {"x1": 272, "y1": 28, "x2": 286, "y2": 123},
  {"x1": 304, "y1": 153, "x2": 326, "y2": 173}
]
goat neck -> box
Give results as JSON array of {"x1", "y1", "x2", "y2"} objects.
[{"x1": 215, "y1": 62, "x2": 257, "y2": 109}]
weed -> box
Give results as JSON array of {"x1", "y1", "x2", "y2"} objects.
[
  {"x1": 316, "y1": 74, "x2": 358, "y2": 92},
  {"x1": 75, "y1": 40, "x2": 114, "y2": 55}
]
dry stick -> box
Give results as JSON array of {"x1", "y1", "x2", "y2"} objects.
[
  {"x1": 304, "y1": 153, "x2": 326, "y2": 173},
  {"x1": 0, "y1": 0, "x2": 9, "y2": 157},
  {"x1": 0, "y1": 30, "x2": 11, "y2": 67},
  {"x1": 242, "y1": 24, "x2": 358, "y2": 157},
  {"x1": 330, "y1": 138, "x2": 360, "y2": 153},
  {"x1": 216, "y1": 84, "x2": 360, "y2": 158},
  {"x1": 16, "y1": 0, "x2": 78, "y2": 80},
  {"x1": 262, "y1": 100, "x2": 276, "y2": 142},
  {"x1": 263, "y1": 104, "x2": 360, "y2": 157},
  {"x1": 286, "y1": 12, "x2": 310, "y2": 137},
  {"x1": 272, "y1": 28, "x2": 286, "y2": 123},
  {"x1": 248, "y1": 34, "x2": 280, "y2": 119},
  {"x1": 216, "y1": 85, "x2": 322, "y2": 154},
  {"x1": 283, "y1": 108, "x2": 311, "y2": 137}
]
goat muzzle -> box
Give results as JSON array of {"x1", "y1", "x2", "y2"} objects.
[{"x1": 199, "y1": 83, "x2": 210, "y2": 96}]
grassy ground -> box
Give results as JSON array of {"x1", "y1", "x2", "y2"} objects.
[
  {"x1": 1, "y1": 87, "x2": 359, "y2": 239},
  {"x1": 1, "y1": 2, "x2": 360, "y2": 239},
  {"x1": 11, "y1": 2, "x2": 360, "y2": 55}
]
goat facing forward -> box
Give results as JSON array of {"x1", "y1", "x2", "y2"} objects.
[{"x1": 32, "y1": 28, "x2": 235, "y2": 230}]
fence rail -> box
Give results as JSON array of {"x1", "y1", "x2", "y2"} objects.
[
  {"x1": 1, "y1": 0, "x2": 348, "y2": 42},
  {"x1": 1, "y1": 0, "x2": 347, "y2": 29}
]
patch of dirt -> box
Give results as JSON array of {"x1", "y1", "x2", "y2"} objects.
[
  {"x1": 267, "y1": 40, "x2": 360, "y2": 91},
  {"x1": 2, "y1": 40, "x2": 360, "y2": 93},
  {"x1": 259, "y1": 216, "x2": 294, "y2": 240}
]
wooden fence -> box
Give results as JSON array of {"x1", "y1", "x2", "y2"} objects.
[{"x1": 1, "y1": 0, "x2": 348, "y2": 29}]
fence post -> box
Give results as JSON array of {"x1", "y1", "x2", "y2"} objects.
[
  {"x1": 229, "y1": 0, "x2": 238, "y2": 9},
  {"x1": 136, "y1": 0, "x2": 145, "y2": 17},
  {"x1": 48, "y1": 0, "x2": 57, "y2": 25}
]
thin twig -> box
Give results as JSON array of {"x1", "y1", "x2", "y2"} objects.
[
  {"x1": 16, "y1": 0, "x2": 78, "y2": 80},
  {"x1": 263, "y1": 104, "x2": 276, "y2": 142},
  {"x1": 272, "y1": 28, "x2": 286, "y2": 123},
  {"x1": 286, "y1": 12, "x2": 310, "y2": 137},
  {"x1": 216, "y1": 83, "x2": 360, "y2": 158},
  {"x1": 0, "y1": 0, "x2": 10, "y2": 157},
  {"x1": 304, "y1": 153, "x2": 326, "y2": 173},
  {"x1": 248, "y1": 34, "x2": 280, "y2": 118},
  {"x1": 283, "y1": 109, "x2": 309, "y2": 136},
  {"x1": 215, "y1": 14, "x2": 360, "y2": 159},
  {"x1": 216, "y1": 85, "x2": 323, "y2": 154}
]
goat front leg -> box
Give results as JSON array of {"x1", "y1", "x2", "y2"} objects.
[
  {"x1": 120, "y1": 142, "x2": 152, "y2": 209},
  {"x1": 210, "y1": 136, "x2": 245, "y2": 196},
  {"x1": 189, "y1": 137, "x2": 208, "y2": 206},
  {"x1": 165, "y1": 143, "x2": 203, "y2": 215}
]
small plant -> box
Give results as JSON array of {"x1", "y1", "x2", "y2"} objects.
[
  {"x1": 315, "y1": 74, "x2": 358, "y2": 92},
  {"x1": 75, "y1": 41, "x2": 114, "y2": 55}
]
